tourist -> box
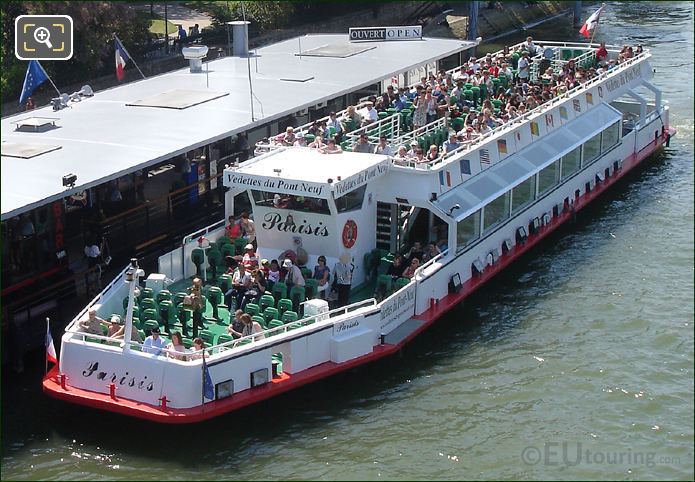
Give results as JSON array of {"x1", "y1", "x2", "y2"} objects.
[
  {"x1": 240, "y1": 269, "x2": 267, "y2": 311},
  {"x1": 229, "y1": 313, "x2": 265, "y2": 341},
  {"x1": 110, "y1": 315, "x2": 142, "y2": 343},
  {"x1": 226, "y1": 263, "x2": 252, "y2": 310},
  {"x1": 387, "y1": 255, "x2": 404, "y2": 279},
  {"x1": 426, "y1": 144, "x2": 440, "y2": 162},
  {"x1": 143, "y1": 327, "x2": 166, "y2": 356},
  {"x1": 332, "y1": 253, "x2": 353, "y2": 308},
  {"x1": 313, "y1": 255, "x2": 331, "y2": 299},
  {"x1": 186, "y1": 277, "x2": 205, "y2": 339},
  {"x1": 283, "y1": 259, "x2": 305, "y2": 289},
  {"x1": 517, "y1": 52, "x2": 530, "y2": 84},
  {"x1": 402, "y1": 257, "x2": 420, "y2": 279},
  {"x1": 442, "y1": 133, "x2": 460, "y2": 156},
  {"x1": 225, "y1": 215, "x2": 241, "y2": 239},
  {"x1": 79, "y1": 308, "x2": 107, "y2": 335},
  {"x1": 320, "y1": 138, "x2": 343, "y2": 154},
  {"x1": 405, "y1": 241, "x2": 424, "y2": 264},
  {"x1": 242, "y1": 243, "x2": 258, "y2": 269},
  {"x1": 188, "y1": 337, "x2": 205, "y2": 360},
  {"x1": 353, "y1": 133, "x2": 372, "y2": 153},
  {"x1": 166, "y1": 332, "x2": 188, "y2": 361},
  {"x1": 227, "y1": 309, "x2": 246, "y2": 339},
  {"x1": 239, "y1": 211, "x2": 256, "y2": 244},
  {"x1": 267, "y1": 259, "x2": 281, "y2": 288},
  {"x1": 374, "y1": 135, "x2": 393, "y2": 156}
]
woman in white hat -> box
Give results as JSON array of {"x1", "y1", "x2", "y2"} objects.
[
  {"x1": 333, "y1": 253, "x2": 354, "y2": 308},
  {"x1": 283, "y1": 258, "x2": 305, "y2": 289},
  {"x1": 242, "y1": 243, "x2": 258, "y2": 269}
]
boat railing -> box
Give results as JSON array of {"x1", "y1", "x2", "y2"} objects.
[
  {"x1": 344, "y1": 111, "x2": 401, "y2": 145},
  {"x1": 414, "y1": 248, "x2": 449, "y2": 280},
  {"x1": 182, "y1": 219, "x2": 226, "y2": 246},
  {"x1": 394, "y1": 50, "x2": 650, "y2": 172}
]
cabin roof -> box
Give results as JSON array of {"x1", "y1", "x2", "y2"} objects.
[{"x1": 1, "y1": 34, "x2": 474, "y2": 220}]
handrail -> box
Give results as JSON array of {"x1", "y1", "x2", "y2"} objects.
[
  {"x1": 395, "y1": 50, "x2": 651, "y2": 172},
  {"x1": 414, "y1": 248, "x2": 449, "y2": 279},
  {"x1": 182, "y1": 219, "x2": 226, "y2": 246},
  {"x1": 65, "y1": 265, "x2": 130, "y2": 333}
]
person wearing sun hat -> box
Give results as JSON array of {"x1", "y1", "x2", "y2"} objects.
[{"x1": 242, "y1": 243, "x2": 258, "y2": 269}]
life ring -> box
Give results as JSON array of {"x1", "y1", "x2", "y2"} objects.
[{"x1": 342, "y1": 220, "x2": 357, "y2": 249}]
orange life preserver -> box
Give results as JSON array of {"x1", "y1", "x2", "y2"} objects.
[{"x1": 342, "y1": 220, "x2": 357, "y2": 248}]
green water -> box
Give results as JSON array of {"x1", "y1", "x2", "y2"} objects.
[{"x1": 2, "y1": 3, "x2": 693, "y2": 480}]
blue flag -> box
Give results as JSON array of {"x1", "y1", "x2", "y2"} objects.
[
  {"x1": 20, "y1": 60, "x2": 49, "y2": 105},
  {"x1": 202, "y1": 356, "x2": 214, "y2": 400}
]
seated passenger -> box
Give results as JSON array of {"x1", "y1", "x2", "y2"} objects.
[
  {"x1": 313, "y1": 255, "x2": 331, "y2": 299},
  {"x1": 79, "y1": 308, "x2": 107, "y2": 335},
  {"x1": 422, "y1": 242, "x2": 441, "y2": 262},
  {"x1": 239, "y1": 211, "x2": 256, "y2": 243},
  {"x1": 166, "y1": 332, "x2": 188, "y2": 361},
  {"x1": 426, "y1": 144, "x2": 440, "y2": 162},
  {"x1": 387, "y1": 255, "x2": 404, "y2": 279},
  {"x1": 227, "y1": 309, "x2": 246, "y2": 339},
  {"x1": 405, "y1": 241, "x2": 424, "y2": 264},
  {"x1": 402, "y1": 257, "x2": 420, "y2": 279},
  {"x1": 281, "y1": 126, "x2": 296, "y2": 146},
  {"x1": 320, "y1": 139, "x2": 343, "y2": 154},
  {"x1": 374, "y1": 135, "x2": 393, "y2": 156},
  {"x1": 230, "y1": 313, "x2": 265, "y2": 341},
  {"x1": 110, "y1": 316, "x2": 142, "y2": 343},
  {"x1": 242, "y1": 244, "x2": 258, "y2": 270},
  {"x1": 267, "y1": 259, "x2": 281, "y2": 287},
  {"x1": 143, "y1": 327, "x2": 166, "y2": 355},
  {"x1": 353, "y1": 133, "x2": 372, "y2": 154},
  {"x1": 307, "y1": 136, "x2": 326, "y2": 149},
  {"x1": 225, "y1": 263, "x2": 252, "y2": 310},
  {"x1": 188, "y1": 337, "x2": 205, "y2": 360},
  {"x1": 225, "y1": 215, "x2": 241, "y2": 239},
  {"x1": 240, "y1": 269, "x2": 267, "y2": 311}
]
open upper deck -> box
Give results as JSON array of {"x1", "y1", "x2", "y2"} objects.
[{"x1": 1, "y1": 33, "x2": 474, "y2": 220}]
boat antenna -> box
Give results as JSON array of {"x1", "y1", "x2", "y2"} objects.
[{"x1": 241, "y1": 3, "x2": 255, "y2": 122}]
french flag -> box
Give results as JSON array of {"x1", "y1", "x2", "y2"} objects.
[
  {"x1": 439, "y1": 170, "x2": 452, "y2": 188},
  {"x1": 114, "y1": 37, "x2": 131, "y2": 82},
  {"x1": 46, "y1": 319, "x2": 57, "y2": 365},
  {"x1": 579, "y1": 5, "x2": 604, "y2": 38}
]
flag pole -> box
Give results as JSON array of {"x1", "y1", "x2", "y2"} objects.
[
  {"x1": 45, "y1": 317, "x2": 50, "y2": 376},
  {"x1": 201, "y1": 349, "x2": 206, "y2": 405},
  {"x1": 36, "y1": 62, "x2": 62, "y2": 97},
  {"x1": 114, "y1": 34, "x2": 146, "y2": 79}
]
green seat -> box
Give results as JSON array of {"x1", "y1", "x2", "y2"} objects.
[
  {"x1": 289, "y1": 286, "x2": 306, "y2": 312},
  {"x1": 206, "y1": 286, "x2": 224, "y2": 320},
  {"x1": 191, "y1": 248, "x2": 205, "y2": 278},
  {"x1": 220, "y1": 243, "x2": 236, "y2": 258},
  {"x1": 277, "y1": 298, "x2": 293, "y2": 318},
  {"x1": 143, "y1": 307, "x2": 159, "y2": 322},
  {"x1": 266, "y1": 319, "x2": 284, "y2": 336},
  {"x1": 326, "y1": 126, "x2": 337, "y2": 138},
  {"x1": 304, "y1": 278, "x2": 318, "y2": 300},
  {"x1": 123, "y1": 296, "x2": 138, "y2": 311},
  {"x1": 206, "y1": 249, "x2": 222, "y2": 280},
  {"x1": 131, "y1": 306, "x2": 141, "y2": 321},
  {"x1": 375, "y1": 274, "x2": 393, "y2": 298},
  {"x1": 479, "y1": 83, "x2": 488, "y2": 100},
  {"x1": 183, "y1": 338, "x2": 193, "y2": 348},
  {"x1": 141, "y1": 298, "x2": 157, "y2": 312},
  {"x1": 200, "y1": 330, "x2": 215, "y2": 346},
  {"x1": 498, "y1": 74, "x2": 508, "y2": 89},
  {"x1": 300, "y1": 267, "x2": 312, "y2": 280},
  {"x1": 158, "y1": 300, "x2": 175, "y2": 333},
  {"x1": 286, "y1": 321, "x2": 303, "y2": 331},
  {"x1": 263, "y1": 307, "x2": 279, "y2": 325},
  {"x1": 463, "y1": 89, "x2": 473, "y2": 102},
  {"x1": 252, "y1": 315, "x2": 267, "y2": 330},
  {"x1": 233, "y1": 238, "x2": 247, "y2": 255},
  {"x1": 216, "y1": 235, "x2": 231, "y2": 246},
  {"x1": 394, "y1": 277, "x2": 410, "y2": 290},
  {"x1": 452, "y1": 117, "x2": 464, "y2": 131},
  {"x1": 156, "y1": 290, "x2": 172, "y2": 304},
  {"x1": 177, "y1": 306, "x2": 192, "y2": 330},
  {"x1": 138, "y1": 329, "x2": 146, "y2": 341},
  {"x1": 140, "y1": 287, "x2": 154, "y2": 301},
  {"x1": 386, "y1": 107, "x2": 398, "y2": 116},
  {"x1": 492, "y1": 99, "x2": 503, "y2": 109},
  {"x1": 304, "y1": 133, "x2": 316, "y2": 143},
  {"x1": 218, "y1": 274, "x2": 233, "y2": 294},
  {"x1": 377, "y1": 111, "x2": 388, "y2": 120},
  {"x1": 282, "y1": 311, "x2": 299, "y2": 323},
  {"x1": 244, "y1": 303, "x2": 260, "y2": 317},
  {"x1": 217, "y1": 334, "x2": 234, "y2": 345},
  {"x1": 259, "y1": 294, "x2": 275, "y2": 312},
  {"x1": 143, "y1": 319, "x2": 159, "y2": 334},
  {"x1": 173, "y1": 292, "x2": 187, "y2": 307},
  {"x1": 272, "y1": 281, "x2": 288, "y2": 302},
  {"x1": 464, "y1": 82, "x2": 473, "y2": 90}
]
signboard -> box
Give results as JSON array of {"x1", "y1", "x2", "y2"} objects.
[
  {"x1": 333, "y1": 160, "x2": 389, "y2": 197},
  {"x1": 379, "y1": 283, "x2": 416, "y2": 332},
  {"x1": 224, "y1": 171, "x2": 328, "y2": 198},
  {"x1": 349, "y1": 26, "x2": 422, "y2": 42}
]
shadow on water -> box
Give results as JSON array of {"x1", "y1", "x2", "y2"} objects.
[{"x1": 2, "y1": 145, "x2": 677, "y2": 468}]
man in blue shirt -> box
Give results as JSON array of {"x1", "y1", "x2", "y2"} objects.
[{"x1": 143, "y1": 327, "x2": 166, "y2": 355}]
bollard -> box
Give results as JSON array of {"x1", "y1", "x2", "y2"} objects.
[
  {"x1": 159, "y1": 395, "x2": 168, "y2": 411},
  {"x1": 60, "y1": 373, "x2": 68, "y2": 390},
  {"x1": 109, "y1": 383, "x2": 117, "y2": 399}
]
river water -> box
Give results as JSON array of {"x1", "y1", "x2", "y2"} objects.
[{"x1": 2, "y1": 3, "x2": 693, "y2": 480}]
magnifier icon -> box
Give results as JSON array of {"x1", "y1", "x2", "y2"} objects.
[{"x1": 33, "y1": 27, "x2": 53, "y2": 49}]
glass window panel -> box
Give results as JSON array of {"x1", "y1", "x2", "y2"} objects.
[
  {"x1": 483, "y1": 192, "x2": 510, "y2": 232},
  {"x1": 336, "y1": 185, "x2": 367, "y2": 213},
  {"x1": 512, "y1": 176, "x2": 536, "y2": 215},
  {"x1": 538, "y1": 160, "x2": 560, "y2": 195},
  {"x1": 561, "y1": 146, "x2": 581, "y2": 180},
  {"x1": 250, "y1": 190, "x2": 330, "y2": 214},
  {"x1": 456, "y1": 211, "x2": 480, "y2": 251},
  {"x1": 601, "y1": 122, "x2": 620, "y2": 151},
  {"x1": 583, "y1": 133, "x2": 601, "y2": 165}
]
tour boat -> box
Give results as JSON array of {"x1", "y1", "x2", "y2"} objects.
[{"x1": 43, "y1": 39, "x2": 675, "y2": 423}]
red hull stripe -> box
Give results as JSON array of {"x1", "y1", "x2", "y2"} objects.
[{"x1": 43, "y1": 129, "x2": 675, "y2": 423}]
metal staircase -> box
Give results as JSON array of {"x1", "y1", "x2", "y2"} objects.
[{"x1": 376, "y1": 202, "x2": 419, "y2": 253}]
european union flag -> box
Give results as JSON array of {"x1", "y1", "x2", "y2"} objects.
[
  {"x1": 202, "y1": 355, "x2": 214, "y2": 400},
  {"x1": 20, "y1": 60, "x2": 49, "y2": 105}
]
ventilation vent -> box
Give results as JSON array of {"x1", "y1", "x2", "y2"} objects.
[
  {"x1": 1, "y1": 142, "x2": 62, "y2": 159},
  {"x1": 127, "y1": 89, "x2": 228, "y2": 110}
]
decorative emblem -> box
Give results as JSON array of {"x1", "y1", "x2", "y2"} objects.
[{"x1": 342, "y1": 220, "x2": 358, "y2": 248}]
